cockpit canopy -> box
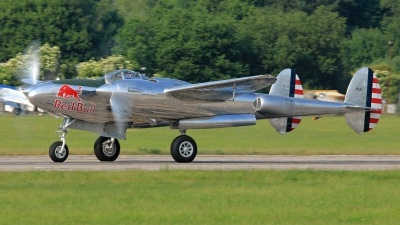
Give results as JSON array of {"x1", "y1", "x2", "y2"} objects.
[{"x1": 105, "y1": 69, "x2": 149, "y2": 84}]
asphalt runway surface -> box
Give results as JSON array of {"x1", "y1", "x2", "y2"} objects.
[{"x1": 1, "y1": 155, "x2": 400, "y2": 171}]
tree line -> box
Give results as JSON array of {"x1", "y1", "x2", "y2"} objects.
[{"x1": 1, "y1": 0, "x2": 400, "y2": 100}]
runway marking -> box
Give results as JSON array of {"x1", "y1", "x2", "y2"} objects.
[{"x1": 1, "y1": 155, "x2": 400, "y2": 171}]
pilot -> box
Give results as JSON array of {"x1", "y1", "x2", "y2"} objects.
[{"x1": 125, "y1": 71, "x2": 134, "y2": 78}]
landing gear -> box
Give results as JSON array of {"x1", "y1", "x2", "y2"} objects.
[
  {"x1": 49, "y1": 141, "x2": 69, "y2": 162},
  {"x1": 94, "y1": 136, "x2": 120, "y2": 161},
  {"x1": 49, "y1": 118, "x2": 75, "y2": 162},
  {"x1": 170, "y1": 129, "x2": 197, "y2": 163}
]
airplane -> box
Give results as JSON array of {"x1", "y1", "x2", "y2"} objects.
[
  {"x1": 0, "y1": 85, "x2": 43, "y2": 115},
  {"x1": 0, "y1": 67, "x2": 382, "y2": 163},
  {"x1": 0, "y1": 84, "x2": 26, "y2": 115}
]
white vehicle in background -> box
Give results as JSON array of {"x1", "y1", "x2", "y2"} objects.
[
  {"x1": 0, "y1": 85, "x2": 43, "y2": 115},
  {"x1": 4, "y1": 101, "x2": 22, "y2": 115}
]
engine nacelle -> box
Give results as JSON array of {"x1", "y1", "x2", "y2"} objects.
[
  {"x1": 253, "y1": 95, "x2": 295, "y2": 117},
  {"x1": 171, "y1": 114, "x2": 256, "y2": 129}
]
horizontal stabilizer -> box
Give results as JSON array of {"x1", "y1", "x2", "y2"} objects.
[{"x1": 269, "y1": 117, "x2": 301, "y2": 135}]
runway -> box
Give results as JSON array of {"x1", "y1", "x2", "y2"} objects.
[{"x1": 1, "y1": 155, "x2": 400, "y2": 171}]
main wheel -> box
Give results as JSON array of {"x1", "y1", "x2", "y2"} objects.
[
  {"x1": 170, "y1": 135, "x2": 197, "y2": 163},
  {"x1": 49, "y1": 141, "x2": 69, "y2": 162},
  {"x1": 94, "y1": 136, "x2": 120, "y2": 161}
]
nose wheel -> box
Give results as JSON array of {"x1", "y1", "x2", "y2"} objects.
[
  {"x1": 49, "y1": 118, "x2": 75, "y2": 162},
  {"x1": 49, "y1": 141, "x2": 69, "y2": 162}
]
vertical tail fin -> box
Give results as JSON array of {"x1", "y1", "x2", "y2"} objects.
[
  {"x1": 268, "y1": 68, "x2": 304, "y2": 134},
  {"x1": 344, "y1": 67, "x2": 382, "y2": 134}
]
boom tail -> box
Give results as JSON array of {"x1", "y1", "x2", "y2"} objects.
[
  {"x1": 344, "y1": 67, "x2": 382, "y2": 134},
  {"x1": 268, "y1": 69, "x2": 304, "y2": 134},
  {"x1": 254, "y1": 67, "x2": 382, "y2": 134}
]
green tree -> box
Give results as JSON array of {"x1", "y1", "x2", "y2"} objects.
[
  {"x1": 0, "y1": 43, "x2": 61, "y2": 86},
  {"x1": 248, "y1": 0, "x2": 382, "y2": 34},
  {"x1": 240, "y1": 6, "x2": 349, "y2": 91},
  {"x1": 337, "y1": 0, "x2": 383, "y2": 32},
  {"x1": 346, "y1": 28, "x2": 388, "y2": 67},
  {"x1": 117, "y1": 0, "x2": 252, "y2": 83},
  {"x1": 0, "y1": 0, "x2": 123, "y2": 78},
  {"x1": 374, "y1": 69, "x2": 400, "y2": 104},
  {"x1": 76, "y1": 55, "x2": 139, "y2": 79},
  {"x1": 93, "y1": 0, "x2": 124, "y2": 58},
  {"x1": 117, "y1": 2, "x2": 350, "y2": 90},
  {"x1": 113, "y1": 0, "x2": 157, "y2": 21}
]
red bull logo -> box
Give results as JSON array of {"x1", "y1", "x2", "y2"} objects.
[
  {"x1": 57, "y1": 84, "x2": 82, "y2": 101},
  {"x1": 54, "y1": 84, "x2": 96, "y2": 114}
]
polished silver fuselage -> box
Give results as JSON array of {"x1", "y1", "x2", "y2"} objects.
[
  {"x1": 27, "y1": 79, "x2": 257, "y2": 125},
  {"x1": 10, "y1": 67, "x2": 379, "y2": 162},
  {"x1": 25, "y1": 69, "x2": 374, "y2": 140}
]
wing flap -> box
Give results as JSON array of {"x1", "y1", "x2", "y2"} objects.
[{"x1": 164, "y1": 75, "x2": 276, "y2": 101}]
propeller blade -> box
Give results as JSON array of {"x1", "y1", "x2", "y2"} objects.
[
  {"x1": 17, "y1": 40, "x2": 41, "y2": 85},
  {"x1": 109, "y1": 92, "x2": 133, "y2": 138}
]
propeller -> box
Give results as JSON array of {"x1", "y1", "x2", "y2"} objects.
[
  {"x1": 110, "y1": 92, "x2": 132, "y2": 138},
  {"x1": 18, "y1": 40, "x2": 41, "y2": 85},
  {"x1": 0, "y1": 41, "x2": 42, "y2": 112},
  {"x1": 97, "y1": 80, "x2": 134, "y2": 139}
]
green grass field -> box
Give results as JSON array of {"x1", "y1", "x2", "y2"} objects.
[
  {"x1": 0, "y1": 113, "x2": 399, "y2": 155},
  {"x1": 1, "y1": 115, "x2": 400, "y2": 224},
  {"x1": 1, "y1": 170, "x2": 400, "y2": 225}
]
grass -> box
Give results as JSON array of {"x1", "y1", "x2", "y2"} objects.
[
  {"x1": 0, "y1": 113, "x2": 399, "y2": 155},
  {"x1": 1, "y1": 115, "x2": 399, "y2": 224},
  {"x1": 0, "y1": 170, "x2": 400, "y2": 225}
]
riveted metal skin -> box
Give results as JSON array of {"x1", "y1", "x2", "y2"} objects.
[
  {"x1": 0, "y1": 65, "x2": 382, "y2": 163},
  {"x1": 254, "y1": 94, "x2": 361, "y2": 118},
  {"x1": 23, "y1": 68, "x2": 381, "y2": 138},
  {"x1": 27, "y1": 70, "x2": 268, "y2": 126}
]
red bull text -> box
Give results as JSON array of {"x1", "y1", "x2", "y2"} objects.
[{"x1": 54, "y1": 85, "x2": 96, "y2": 114}]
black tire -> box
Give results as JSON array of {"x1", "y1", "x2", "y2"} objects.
[
  {"x1": 49, "y1": 141, "x2": 69, "y2": 162},
  {"x1": 170, "y1": 135, "x2": 197, "y2": 163},
  {"x1": 94, "y1": 136, "x2": 120, "y2": 161},
  {"x1": 13, "y1": 108, "x2": 22, "y2": 115}
]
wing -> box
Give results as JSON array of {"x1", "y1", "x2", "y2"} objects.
[
  {"x1": 0, "y1": 88, "x2": 31, "y2": 105},
  {"x1": 164, "y1": 75, "x2": 276, "y2": 101}
]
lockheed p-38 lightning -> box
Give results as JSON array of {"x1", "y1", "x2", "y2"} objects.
[{"x1": 1, "y1": 67, "x2": 382, "y2": 163}]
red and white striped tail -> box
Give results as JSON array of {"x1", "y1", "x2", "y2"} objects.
[
  {"x1": 268, "y1": 69, "x2": 303, "y2": 134},
  {"x1": 290, "y1": 75, "x2": 303, "y2": 131},
  {"x1": 294, "y1": 75, "x2": 304, "y2": 98},
  {"x1": 345, "y1": 67, "x2": 382, "y2": 134},
  {"x1": 367, "y1": 74, "x2": 382, "y2": 131}
]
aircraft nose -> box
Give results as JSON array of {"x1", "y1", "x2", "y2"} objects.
[{"x1": 27, "y1": 82, "x2": 55, "y2": 105}]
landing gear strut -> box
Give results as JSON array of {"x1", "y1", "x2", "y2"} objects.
[
  {"x1": 49, "y1": 118, "x2": 75, "y2": 162},
  {"x1": 170, "y1": 129, "x2": 197, "y2": 163}
]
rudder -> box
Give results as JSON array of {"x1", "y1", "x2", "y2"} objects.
[{"x1": 344, "y1": 67, "x2": 382, "y2": 134}]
